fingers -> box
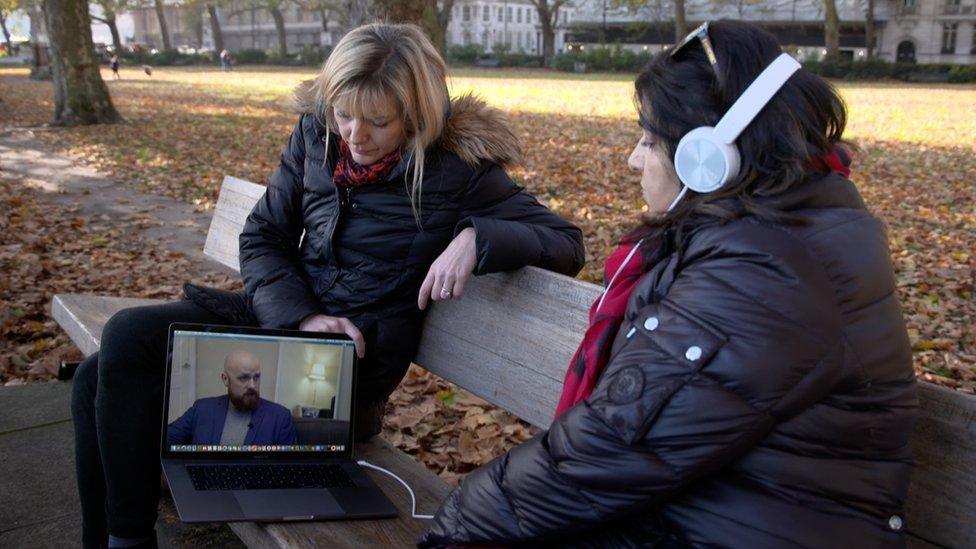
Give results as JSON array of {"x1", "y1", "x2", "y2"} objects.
[
  {"x1": 300, "y1": 315, "x2": 366, "y2": 358},
  {"x1": 341, "y1": 318, "x2": 366, "y2": 359},
  {"x1": 418, "y1": 270, "x2": 434, "y2": 310},
  {"x1": 452, "y1": 270, "x2": 470, "y2": 299},
  {"x1": 435, "y1": 274, "x2": 456, "y2": 302}
]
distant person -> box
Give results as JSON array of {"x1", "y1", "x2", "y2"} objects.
[
  {"x1": 109, "y1": 54, "x2": 120, "y2": 80},
  {"x1": 167, "y1": 350, "x2": 296, "y2": 446},
  {"x1": 220, "y1": 49, "x2": 233, "y2": 71}
]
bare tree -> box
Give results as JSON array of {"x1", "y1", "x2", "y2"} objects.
[
  {"x1": 823, "y1": 0, "x2": 839, "y2": 58},
  {"x1": 90, "y1": 0, "x2": 129, "y2": 54},
  {"x1": 371, "y1": 0, "x2": 450, "y2": 53},
  {"x1": 864, "y1": 0, "x2": 875, "y2": 58},
  {"x1": 207, "y1": 3, "x2": 224, "y2": 52},
  {"x1": 153, "y1": 0, "x2": 172, "y2": 50},
  {"x1": 0, "y1": 0, "x2": 17, "y2": 54},
  {"x1": 529, "y1": 0, "x2": 568, "y2": 67},
  {"x1": 41, "y1": 0, "x2": 120, "y2": 124},
  {"x1": 673, "y1": 0, "x2": 686, "y2": 40},
  {"x1": 293, "y1": 0, "x2": 332, "y2": 41},
  {"x1": 267, "y1": 0, "x2": 288, "y2": 56}
]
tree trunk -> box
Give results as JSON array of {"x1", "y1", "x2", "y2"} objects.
[
  {"x1": 421, "y1": 0, "x2": 444, "y2": 54},
  {"x1": 41, "y1": 0, "x2": 120, "y2": 125},
  {"x1": 105, "y1": 11, "x2": 123, "y2": 54},
  {"x1": 823, "y1": 0, "x2": 840, "y2": 58},
  {"x1": 192, "y1": 10, "x2": 203, "y2": 48},
  {"x1": 270, "y1": 6, "x2": 287, "y2": 56},
  {"x1": 434, "y1": 0, "x2": 455, "y2": 54},
  {"x1": 865, "y1": 0, "x2": 875, "y2": 58},
  {"x1": 154, "y1": 0, "x2": 172, "y2": 50},
  {"x1": 673, "y1": 0, "x2": 687, "y2": 41},
  {"x1": 531, "y1": 1, "x2": 558, "y2": 66},
  {"x1": 317, "y1": 7, "x2": 328, "y2": 33},
  {"x1": 28, "y1": 0, "x2": 50, "y2": 79},
  {"x1": 0, "y1": 11, "x2": 12, "y2": 55},
  {"x1": 207, "y1": 4, "x2": 224, "y2": 53}
]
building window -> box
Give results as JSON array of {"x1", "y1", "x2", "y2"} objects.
[
  {"x1": 972, "y1": 27, "x2": 976, "y2": 54},
  {"x1": 295, "y1": 7, "x2": 303, "y2": 22},
  {"x1": 497, "y1": 7, "x2": 503, "y2": 22},
  {"x1": 506, "y1": 7, "x2": 512, "y2": 22},
  {"x1": 941, "y1": 23, "x2": 958, "y2": 53},
  {"x1": 463, "y1": 30, "x2": 471, "y2": 45},
  {"x1": 463, "y1": 5, "x2": 470, "y2": 21},
  {"x1": 944, "y1": 0, "x2": 961, "y2": 14},
  {"x1": 517, "y1": 7, "x2": 522, "y2": 23},
  {"x1": 483, "y1": 4, "x2": 489, "y2": 21}
]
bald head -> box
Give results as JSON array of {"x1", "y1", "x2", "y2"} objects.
[{"x1": 221, "y1": 350, "x2": 261, "y2": 411}]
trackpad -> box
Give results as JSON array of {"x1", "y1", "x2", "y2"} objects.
[{"x1": 234, "y1": 490, "x2": 342, "y2": 519}]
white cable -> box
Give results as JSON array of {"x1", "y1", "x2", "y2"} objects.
[
  {"x1": 357, "y1": 459, "x2": 435, "y2": 520},
  {"x1": 596, "y1": 236, "x2": 645, "y2": 313},
  {"x1": 666, "y1": 185, "x2": 689, "y2": 213}
]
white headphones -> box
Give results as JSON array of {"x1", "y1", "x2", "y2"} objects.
[{"x1": 672, "y1": 53, "x2": 801, "y2": 195}]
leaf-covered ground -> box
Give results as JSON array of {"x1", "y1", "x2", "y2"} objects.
[{"x1": 1, "y1": 66, "x2": 973, "y2": 481}]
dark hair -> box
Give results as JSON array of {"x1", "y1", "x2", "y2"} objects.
[{"x1": 632, "y1": 19, "x2": 849, "y2": 240}]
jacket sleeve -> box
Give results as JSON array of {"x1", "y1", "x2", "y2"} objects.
[
  {"x1": 456, "y1": 164, "x2": 584, "y2": 277},
  {"x1": 419, "y1": 227, "x2": 844, "y2": 547},
  {"x1": 239, "y1": 116, "x2": 322, "y2": 329},
  {"x1": 166, "y1": 404, "x2": 196, "y2": 446}
]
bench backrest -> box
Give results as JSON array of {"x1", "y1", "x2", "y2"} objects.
[{"x1": 207, "y1": 176, "x2": 975, "y2": 548}]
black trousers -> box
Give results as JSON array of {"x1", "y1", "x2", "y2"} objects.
[{"x1": 71, "y1": 300, "x2": 408, "y2": 547}]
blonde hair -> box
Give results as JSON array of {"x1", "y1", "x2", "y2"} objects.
[{"x1": 312, "y1": 23, "x2": 449, "y2": 222}]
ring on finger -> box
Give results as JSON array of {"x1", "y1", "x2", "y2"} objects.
[{"x1": 440, "y1": 287, "x2": 453, "y2": 298}]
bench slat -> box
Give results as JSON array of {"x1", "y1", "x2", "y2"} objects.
[
  {"x1": 51, "y1": 294, "x2": 164, "y2": 357},
  {"x1": 203, "y1": 175, "x2": 266, "y2": 273},
  {"x1": 904, "y1": 381, "x2": 976, "y2": 547},
  {"x1": 417, "y1": 267, "x2": 600, "y2": 429}
]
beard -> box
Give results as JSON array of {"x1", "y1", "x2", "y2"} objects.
[{"x1": 230, "y1": 389, "x2": 259, "y2": 412}]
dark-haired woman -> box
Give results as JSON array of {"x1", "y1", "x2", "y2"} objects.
[{"x1": 420, "y1": 19, "x2": 916, "y2": 547}]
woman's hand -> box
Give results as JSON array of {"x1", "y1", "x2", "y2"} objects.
[
  {"x1": 418, "y1": 227, "x2": 478, "y2": 310},
  {"x1": 299, "y1": 314, "x2": 366, "y2": 358}
]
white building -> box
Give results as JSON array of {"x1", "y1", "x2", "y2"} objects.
[
  {"x1": 567, "y1": 0, "x2": 976, "y2": 64},
  {"x1": 880, "y1": 0, "x2": 976, "y2": 63},
  {"x1": 445, "y1": 0, "x2": 576, "y2": 54}
]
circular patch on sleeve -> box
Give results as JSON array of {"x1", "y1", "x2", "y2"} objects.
[{"x1": 608, "y1": 366, "x2": 644, "y2": 404}]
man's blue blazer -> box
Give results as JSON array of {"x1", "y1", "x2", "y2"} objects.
[{"x1": 167, "y1": 395, "x2": 298, "y2": 446}]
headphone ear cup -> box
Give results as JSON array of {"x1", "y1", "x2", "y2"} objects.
[{"x1": 674, "y1": 126, "x2": 738, "y2": 193}]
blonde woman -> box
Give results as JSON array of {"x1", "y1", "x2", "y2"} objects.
[{"x1": 71, "y1": 23, "x2": 583, "y2": 548}]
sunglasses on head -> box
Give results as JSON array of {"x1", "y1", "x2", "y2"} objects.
[{"x1": 669, "y1": 22, "x2": 723, "y2": 88}]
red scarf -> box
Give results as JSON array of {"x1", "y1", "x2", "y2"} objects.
[
  {"x1": 553, "y1": 147, "x2": 853, "y2": 419},
  {"x1": 554, "y1": 237, "x2": 653, "y2": 418},
  {"x1": 333, "y1": 139, "x2": 402, "y2": 188}
]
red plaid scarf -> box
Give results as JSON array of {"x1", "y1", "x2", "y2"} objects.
[
  {"x1": 553, "y1": 147, "x2": 853, "y2": 419},
  {"x1": 333, "y1": 139, "x2": 402, "y2": 188},
  {"x1": 554, "y1": 236, "x2": 656, "y2": 419}
]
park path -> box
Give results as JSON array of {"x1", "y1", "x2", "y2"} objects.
[{"x1": 0, "y1": 127, "x2": 243, "y2": 547}]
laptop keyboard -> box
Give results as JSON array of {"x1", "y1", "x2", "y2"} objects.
[{"x1": 186, "y1": 463, "x2": 356, "y2": 491}]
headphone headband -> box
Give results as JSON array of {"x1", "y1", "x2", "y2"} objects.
[{"x1": 713, "y1": 53, "x2": 801, "y2": 144}]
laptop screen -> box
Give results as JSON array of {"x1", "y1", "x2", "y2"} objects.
[{"x1": 162, "y1": 324, "x2": 356, "y2": 457}]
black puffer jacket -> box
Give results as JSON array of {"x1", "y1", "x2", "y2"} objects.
[
  {"x1": 419, "y1": 174, "x2": 918, "y2": 548},
  {"x1": 234, "y1": 94, "x2": 583, "y2": 402}
]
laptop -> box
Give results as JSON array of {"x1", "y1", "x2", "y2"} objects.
[{"x1": 161, "y1": 323, "x2": 397, "y2": 523}]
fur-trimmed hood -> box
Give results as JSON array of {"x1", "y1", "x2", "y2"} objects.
[{"x1": 291, "y1": 81, "x2": 522, "y2": 168}]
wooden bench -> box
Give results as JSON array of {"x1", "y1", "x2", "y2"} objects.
[{"x1": 53, "y1": 176, "x2": 975, "y2": 548}]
